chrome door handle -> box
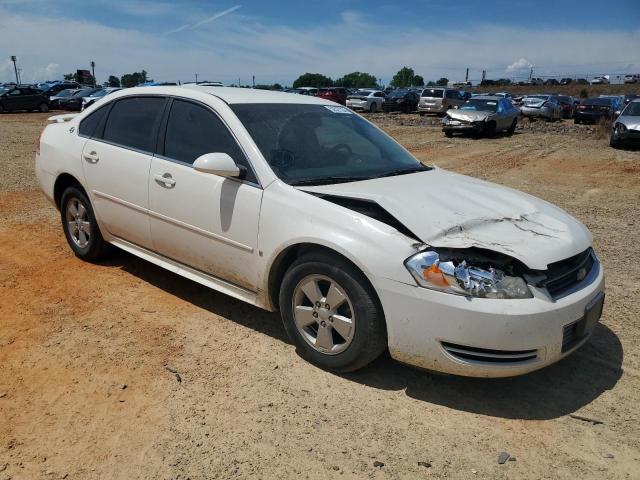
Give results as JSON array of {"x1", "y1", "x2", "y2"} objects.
[
  {"x1": 154, "y1": 173, "x2": 176, "y2": 188},
  {"x1": 83, "y1": 151, "x2": 99, "y2": 163}
]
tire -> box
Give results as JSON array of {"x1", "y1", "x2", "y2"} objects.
[
  {"x1": 279, "y1": 252, "x2": 387, "y2": 372},
  {"x1": 39, "y1": 103, "x2": 49, "y2": 113},
  {"x1": 484, "y1": 121, "x2": 497, "y2": 137},
  {"x1": 369, "y1": 102, "x2": 377, "y2": 113},
  {"x1": 444, "y1": 131, "x2": 453, "y2": 138},
  {"x1": 507, "y1": 119, "x2": 517, "y2": 136},
  {"x1": 60, "y1": 186, "x2": 110, "y2": 261},
  {"x1": 0, "y1": 104, "x2": 4, "y2": 113},
  {"x1": 574, "y1": 119, "x2": 580, "y2": 124}
]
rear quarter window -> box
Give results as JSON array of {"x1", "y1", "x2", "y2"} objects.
[{"x1": 79, "y1": 106, "x2": 108, "y2": 138}]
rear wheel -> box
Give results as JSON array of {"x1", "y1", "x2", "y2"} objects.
[
  {"x1": 279, "y1": 253, "x2": 387, "y2": 372},
  {"x1": 507, "y1": 119, "x2": 517, "y2": 136},
  {"x1": 0, "y1": 104, "x2": 5, "y2": 113},
  {"x1": 369, "y1": 102, "x2": 377, "y2": 113},
  {"x1": 39, "y1": 103, "x2": 49, "y2": 113},
  {"x1": 60, "y1": 187, "x2": 110, "y2": 261}
]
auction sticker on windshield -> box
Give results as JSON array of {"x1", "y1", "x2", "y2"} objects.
[{"x1": 324, "y1": 105, "x2": 353, "y2": 114}]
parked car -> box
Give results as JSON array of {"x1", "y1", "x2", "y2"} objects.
[
  {"x1": 296, "y1": 87, "x2": 318, "y2": 96},
  {"x1": 544, "y1": 78, "x2": 559, "y2": 86},
  {"x1": 81, "y1": 88, "x2": 121, "y2": 111},
  {"x1": 610, "y1": 99, "x2": 640, "y2": 148},
  {"x1": 531, "y1": 78, "x2": 544, "y2": 86},
  {"x1": 623, "y1": 74, "x2": 639, "y2": 84},
  {"x1": 575, "y1": 78, "x2": 589, "y2": 85},
  {"x1": 520, "y1": 95, "x2": 562, "y2": 121},
  {"x1": 383, "y1": 89, "x2": 419, "y2": 113},
  {"x1": 316, "y1": 87, "x2": 347, "y2": 105},
  {"x1": 574, "y1": 97, "x2": 621, "y2": 124},
  {"x1": 560, "y1": 78, "x2": 573, "y2": 85},
  {"x1": 36, "y1": 86, "x2": 604, "y2": 377},
  {"x1": 557, "y1": 95, "x2": 576, "y2": 118},
  {"x1": 345, "y1": 89, "x2": 385, "y2": 112},
  {"x1": 42, "y1": 82, "x2": 81, "y2": 96},
  {"x1": 50, "y1": 89, "x2": 78, "y2": 108},
  {"x1": 591, "y1": 76, "x2": 609, "y2": 85},
  {"x1": 418, "y1": 87, "x2": 465, "y2": 116},
  {"x1": 0, "y1": 86, "x2": 50, "y2": 113},
  {"x1": 56, "y1": 88, "x2": 102, "y2": 111},
  {"x1": 442, "y1": 96, "x2": 519, "y2": 137},
  {"x1": 623, "y1": 94, "x2": 640, "y2": 106}
]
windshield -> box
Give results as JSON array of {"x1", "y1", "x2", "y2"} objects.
[
  {"x1": 622, "y1": 102, "x2": 640, "y2": 116},
  {"x1": 460, "y1": 99, "x2": 498, "y2": 112},
  {"x1": 354, "y1": 89, "x2": 373, "y2": 96},
  {"x1": 56, "y1": 89, "x2": 75, "y2": 97},
  {"x1": 74, "y1": 89, "x2": 96, "y2": 97},
  {"x1": 585, "y1": 98, "x2": 612, "y2": 106},
  {"x1": 526, "y1": 95, "x2": 549, "y2": 101},
  {"x1": 231, "y1": 103, "x2": 429, "y2": 185},
  {"x1": 388, "y1": 89, "x2": 408, "y2": 98},
  {"x1": 90, "y1": 89, "x2": 109, "y2": 98}
]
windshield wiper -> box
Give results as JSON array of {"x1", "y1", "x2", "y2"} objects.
[
  {"x1": 376, "y1": 165, "x2": 431, "y2": 178},
  {"x1": 290, "y1": 175, "x2": 372, "y2": 186}
]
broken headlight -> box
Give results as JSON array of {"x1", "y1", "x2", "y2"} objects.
[{"x1": 405, "y1": 250, "x2": 532, "y2": 299}]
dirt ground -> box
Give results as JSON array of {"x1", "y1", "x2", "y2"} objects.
[{"x1": 1, "y1": 111, "x2": 639, "y2": 480}]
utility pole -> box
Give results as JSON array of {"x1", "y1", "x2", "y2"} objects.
[
  {"x1": 528, "y1": 67, "x2": 533, "y2": 83},
  {"x1": 481, "y1": 70, "x2": 486, "y2": 83},
  {"x1": 238, "y1": 77, "x2": 241, "y2": 87},
  {"x1": 465, "y1": 68, "x2": 469, "y2": 82},
  {"x1": 195, "y1": 73, "x2": 198, "y2": 84},
  {"x1": 90, "y1": 61, "x2": 96, "y2": 85},
  {"x1": 11, "y1": 56, "x2": 19, "y2": 84},
  {"x1": 252, "y1": 75, "x2": 255, "y2": 88}
]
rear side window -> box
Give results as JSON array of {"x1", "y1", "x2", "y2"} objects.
[
  {"x1": 163, "y1": 99, "x2": 257, "y2": 182},
  {"x1": 79, "y1": 106, "x2": 108, "y2": 138},
  {"x1": 103, "y1": 97, "x2": 165, "y2": 152}
]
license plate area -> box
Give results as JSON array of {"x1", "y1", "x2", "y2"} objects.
[{"x1": 561, "y1": 292, "x2": 605, "y2": 353}]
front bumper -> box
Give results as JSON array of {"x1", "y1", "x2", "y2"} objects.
[
  {"x1": 442, "y1": 122, "x2": 483, "y2": 134},
  {"x1": 614, "y1": 128, "x2": 640, "y2": 143},
  {"x1": 374, "y1": 259, "x2": 605, "y2": 377},
  {"x1": 575, "y1": 111, "x2": 607, "y2": 123}
]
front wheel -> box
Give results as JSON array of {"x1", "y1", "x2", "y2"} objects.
[
  {"x1": 60, "y1": 187, "x2": 110, "y2": 261},
  {"x1": 39, "y1": 103, "x2": 49, "y2": 113},
  {"x1": 507, "y1": 119, "x2": 517, "y2": 136},
  {"x1": 369, "y1": 102, "x2": 377, "y2": 113},
  {"x1": 279, "y1": 253, "x2": 387, "y2": 372}
]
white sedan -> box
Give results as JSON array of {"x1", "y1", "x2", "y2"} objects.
[
  {"x1": 345, "y1": 89, "x2": 386, "y2": 112},
  {"x1": 35, "y1": 86, "x2": 605, "y2": 377}
]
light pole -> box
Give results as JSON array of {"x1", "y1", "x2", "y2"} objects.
[
  {"x1": 11, "y1": 56, "x2": 19, "y2": 84},
  {"x1": 195, "y1": 73, "x2": 198, "y2": 84},
  {"x1": 90, "y1": 61, "x2": 96, "y2": 85}
]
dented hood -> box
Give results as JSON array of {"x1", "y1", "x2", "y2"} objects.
[
  {"x1": 447, "y1": 109, "x2": 492, "y2": 122},
  {"x1": 298, "y1": 168, "x2": 592, "y2": 270}
]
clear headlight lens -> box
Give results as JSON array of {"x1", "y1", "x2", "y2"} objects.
[{"x1": 405, "y1": 250, "x2": 533, "y2": 299}]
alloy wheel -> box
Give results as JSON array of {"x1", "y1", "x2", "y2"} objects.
[
  {"x1": 65, "y1": 197, "x2": 91, "y2": 248},
  {"x1": 292, "y1": 274, "x2": 355, "y2": 355}
]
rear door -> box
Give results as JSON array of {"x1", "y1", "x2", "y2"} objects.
[
  {"x1": 80, "y1": 96, "x2": 167, "y2": 249},
  {"x1": 148, "y1": 98, "x2": 263, "y2": 290},
  {"x1": 4, "y1": 88, "x2": 24, "y2": 111}
]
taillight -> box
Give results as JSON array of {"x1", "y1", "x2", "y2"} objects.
[
  {"x1": 442, "y1": 99, "x2": 447, "y2": 106},
  {"x1": 578, "y1": 105, "x2": 586, "y2": 110}
]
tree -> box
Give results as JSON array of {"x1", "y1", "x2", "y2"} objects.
[
  {"x1": 292, "y1": 73, "x2": 333, "y2": 88},
  {"x1": 436, "y1": 77, "x2": 449, "y2": 86},
  {"x1": 63, "y1": 73, "x2": 74, "y2": 81},
  {"x1": 107, "y1": 75, "x2": 121, "y2": 87},
  {"x1": 335, "y1": 72, "x2": 378, "y2": 88},
  {"x1": 426, "y1": 80, "x2": 436, "y2": 87},
  {"x1": 120, "y1": 70, "x2": 149, "y2": 88},
  {"x1": 390, "y1": 67, "x2": 424, "y2": 88}
]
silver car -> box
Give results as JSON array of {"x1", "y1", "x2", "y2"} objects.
[
  {"x1": 520, "y1": 95, "x2": 562, "y2": 121},
  {"x1": 442, "y1": 96, "x2": 519, "y2": 137},
  {"x1": 418, "y1": 87, "x2": 466, "y2": 116},
  {"x1": 610, "y1": 99, "x2": 640, "y2": 148},
  {"x1": 345, "y1": 89, "x2": 386, "y2": 112}
]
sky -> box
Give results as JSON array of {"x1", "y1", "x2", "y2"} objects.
[{"x1": 1, "y1": 0, "x2": 639, "y2": 86}]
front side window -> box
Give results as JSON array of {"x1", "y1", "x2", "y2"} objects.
[
  {"x1": 103, "y1": 97, "x2": 165, "y2": 152},
  {"x1": 231, "y1": 103, "x2": 429, "y2": 186},
  {"x1": 163, "y1": 99, "x2": 256, "y2": 182}
]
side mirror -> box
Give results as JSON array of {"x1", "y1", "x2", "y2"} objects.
[{"x1": 193, "y1": 153, "x2": 244, "y2": 179}]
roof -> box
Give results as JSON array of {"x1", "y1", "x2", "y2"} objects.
[
  {"x1": 113, "y1": 85, "x2": 336, "y2": 105},
  {"x1": 469, "y1": 95, "x2": 502, "y2": 101}
]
